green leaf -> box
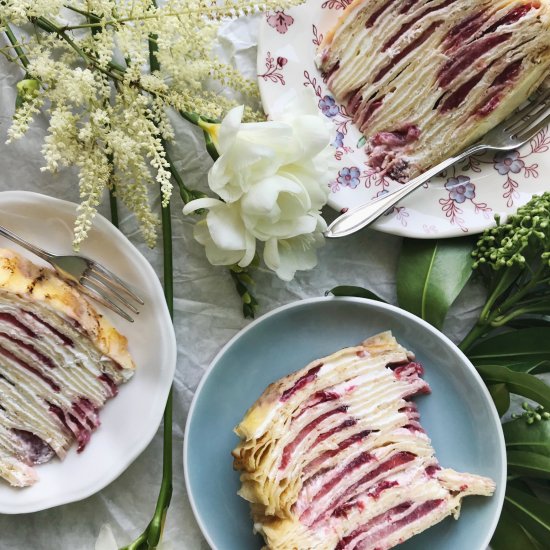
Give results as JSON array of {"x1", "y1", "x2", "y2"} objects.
[
  {"x1": 468, "y1": 329, "x2": 550, "y2": 371},
  {"x1": 492, "y1": 506, "x2": 540, "y2": 550},
  {"x1": 476, "y1": 364, "x2": 550, "y2": 409},
  {"x1": 327, "y1": 286, "x2": 386, "y2": 303},
  {"x1": 504, "y1": 418, "x2": 550, "y2": 456},
  {"x1": 476, "y1": 361, "x2": 550, "y2": 375},
  {"x1": 508, "y1": 317, "x2": 550, "y2": 330},
  {"x1": 508, "y1": 451, "x2": 550, "y2": 479},
  {"x1": 357, "y1": 135, "x2": 367, "y2": 148},
  {"x1": 396, "y1": 238, "x2": 474, "y2": 329},
  {"x1": 506, "y1": 486, "x2": 550, "y2": 544},
  {"x1": 489, "y1": 383, "x2": 511, "y2": 416}
]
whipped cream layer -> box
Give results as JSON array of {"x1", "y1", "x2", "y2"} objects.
[
  {"x1": 0, "y1": 249, "x2": 134, "y2": 487},
  {"x1": 232, "y1": 332, "x2": 495, "y2": 550},
  {"x1": 317, "y1": 0, "x2": 550, "y2": 181}
]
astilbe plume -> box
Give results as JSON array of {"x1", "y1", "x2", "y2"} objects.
[{"x1": 0, "y1": 0, "x2": 302, "y2": 248}]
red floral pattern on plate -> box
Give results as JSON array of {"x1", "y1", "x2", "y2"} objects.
[
  {"x1": 267, "y1": 11, "x2": 295, "y2": 34},
  {"x1": 258, "y1": 52, "x2": 287, "y2": 85}
]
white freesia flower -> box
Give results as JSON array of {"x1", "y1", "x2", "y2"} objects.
[
  {"x1": 184, "y1": 90, "x2": 333, "y2": 280},
  {"x1": 264, "y1": 216, "x2": 327, "y2": 281},
  {"x1": 187, "y1": 198, "x2": 256, "y2": 268}
]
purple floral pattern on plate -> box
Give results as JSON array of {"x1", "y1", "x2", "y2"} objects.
[
  {"x1": 319, "y1": 95, "x2": 339, "y2": 117},
  {"x1": 337, "y1": 167, "x2": 361, "y2": 189},
  {"x1": 445, "y1": 176, "x2": 475, "y2": 204},
  {"x1": 494, "y1": 151, "x2": 525, "y2": 175}
]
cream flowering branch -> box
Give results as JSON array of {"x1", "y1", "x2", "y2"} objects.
[
  {"x1": 183, "y1": 90, "x2": 334, "y2": 282},
  {"x1": 1, "y1": 0, "x2": 303, "y2": 249}
]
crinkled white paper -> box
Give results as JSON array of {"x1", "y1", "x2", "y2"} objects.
[{"x1": 0, "y1": 16, "x2": 484, "y2": 549}]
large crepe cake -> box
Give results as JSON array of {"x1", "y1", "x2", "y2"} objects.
[
  {"x1": 316, "y1": 0, "x2": 550, "y2": 182},
  {"x1": 0, "y1": 248, "x2": 135, "y2": 487},
  {"x1": 232, "y1": 332, "x2": 495, "y2": 550}
]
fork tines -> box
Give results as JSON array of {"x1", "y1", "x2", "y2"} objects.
[{"x1": 79, "y1": 264, "x2": 144, "y2": 323}]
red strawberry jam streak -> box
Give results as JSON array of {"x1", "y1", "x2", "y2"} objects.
[
  {"x1": 303, "y1": 429, "x2": 375, "y2": 477},
  {"x1": 311, "y1": 451, "x2": 417, "y2": 524},
  {"x1": 374, "y1": 22, "x2": 442, "y2": 83},
  {"x1": 310, "y1": 418, "x2": 358, "y2": 449},
  {"x1": 280, "y1": 405, "x2": 348, "y2": 469},
  {"x1": 333, "y1": 479, "x2": 400, "y2": 520},
  {"x1": 383, "y1": 0, "x2": 456, "y2": 51},
  {"x1": 486, "y1": 2, "x2": 540, "y2": 35},
  {"x1": 48, "y1": 402, "x2": 93, "y2": 452},
  {"x1": 336, "y1": 499, "x2": 444, "y2": 550},
  {"x1": 0, "y1": 332, "x2": 56, "y2": 369},
  {"x1": 0, "y1": 344, "x2": 60, "y2": 392},
  {"x1": 12, "y1": 429, "x2": 55, "y2": 465},
  {"x1": 0, "y1": 312, "x2": 37, "y2": 338},
  {"x1": 25, "y1": 311, "x2": 74, "y2": 346},
  {"x1": 444, "y1": 10, "x2": 490, "y2": 51},
  {"x1": 365, "y1": 0, "x2": 399, "y2": 28},
  {"x1": 475, "y1": 59, "x2": 524, "y2": 116},
  {"x1": 280, "y1": 364, "x2": 323, "y2": 402},
  {"x1": 438, "y1": 33, "x2": 511, "y2": 87}
]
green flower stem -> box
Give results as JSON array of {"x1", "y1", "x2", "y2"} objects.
[
  {"x1": 121, "y1": 198, "x2": 174, "y2": 550},
  {"x1": 495, "y1": 264, "x2": 546, "y2": 314},
  {"x1": 230, "y1": 269, "x2": 258, "y2": 319},
  {"x1": 119, "y1": 19, "x2": 175, "y2": 550},
  {"x1": 2, "y1": 22, "x2": 30, "y2": 69},
  {"x1": 109, "y1": 188, "x2": 119, "y2": 228},
  {"x1": 459, "y1": 322, "x2": 491, "y2": 353},
  {"x1": 33, "y1": 17, "x2": 126, "y2": 82}
]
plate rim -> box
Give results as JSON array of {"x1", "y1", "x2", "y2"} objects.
[
  {"x1": 0, "y1": 189, "x2": 177, "y2": 514},
  {"x1": 183, "y1": 295, "x2": 506, "y2": 550}
]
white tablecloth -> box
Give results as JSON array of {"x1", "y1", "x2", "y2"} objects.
[{"x1": 0, "y1": 17, "x2": 484, "y2": 549}]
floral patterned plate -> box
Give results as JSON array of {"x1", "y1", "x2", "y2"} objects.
[{"x1": 257, "y1": 3, "x2": 550, "y2": 238}]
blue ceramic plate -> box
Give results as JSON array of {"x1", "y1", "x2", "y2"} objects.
[{"x1": 184, "y1": 297, "x2": 506, "y2": 550}]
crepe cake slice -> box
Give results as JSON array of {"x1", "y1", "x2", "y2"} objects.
[
  {"x1": 316, "y1": 0, "x2": 550, "y2": 182},
  {"x1": 0, "y1": 248, "x2": 135, "y2": 487},
  {"x1": 232, "y1": 332, "x2": 495, "y2": 550}
]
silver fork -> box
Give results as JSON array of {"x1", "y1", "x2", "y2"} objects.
[
  {"x1": 325, "y1": 89, "x2": 550, "y2": 238},
  {"x1": 0, "y1": 225, "x2": 144, "y2": 322}
]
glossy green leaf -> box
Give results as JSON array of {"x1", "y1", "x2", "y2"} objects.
[
  {"x1": 476, "y1": 364, "x2": 550, "y2": 409},
  {"x1": 476, "y1": 361, "x2": 550, "y2": 375},
  {"x1": 327, "y1": 286, "x2": 386, "y2": 303},
  {"x1": 488, "y1": 383, "x2": 510, "y2": 416},
  {"x1": 508, "y1": 317, "x2": 550, "y2": 330},
  {"x1": 468, "y1": 329, "x2": 550, "y2": 369},
  {"x1": 504, "y1": 419, "x2": 550, "y2": 457},
  {"x1": 357, "y1": 136, "x2": 367, "y2": 148},
  {"x1": 396, "y1": 238, "x2": 474, "y2": 329},
  {"x1": 492, "y1": 507, "x2": 540, "y2": 550},
  {"x1": 508, "y1": 451, "x2": 550, "y2": 479},
  {"x1": 506, "y1": 486, "x2": 550, "y2": 544}
]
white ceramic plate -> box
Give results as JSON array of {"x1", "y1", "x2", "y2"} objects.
[
  {"x1": 257, "y1": 3, "x2": 550, "y2": 238},
  {"x1": 0, "y1": 190, "x2": 176, "y2": 514}
]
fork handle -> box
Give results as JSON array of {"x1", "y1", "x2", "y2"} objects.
[
  {"x1": 325, "y1": 144, "x2": 487, "y2": 238},
  {"x1": 0, "y1": 225, "x2": 54, "y2": 262}
]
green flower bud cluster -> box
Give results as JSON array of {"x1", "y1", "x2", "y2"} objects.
[
  {"x1": 512, "y1": 402, "x2": 550, "y2": 424},
  {"x1": 472, "y1": 192, "x2": 550, "y2": 270},
  {"x1": 230, "y1": 261, "x2": 259, "y2": 319}
]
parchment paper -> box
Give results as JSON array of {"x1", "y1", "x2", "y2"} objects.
[{"x1": 0, "y1": 16, "x2": 485, "y2": 549}]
